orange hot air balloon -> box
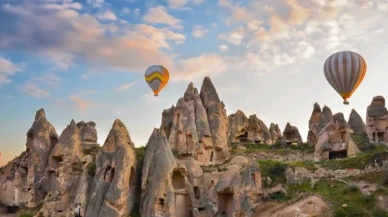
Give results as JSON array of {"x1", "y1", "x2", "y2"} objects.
[
  {"x1": 144, "y1": 65, "x2": 169, "y2": 96},
  {"x1": 323, "y1": 51, "x2": 367, "y2": 105}
]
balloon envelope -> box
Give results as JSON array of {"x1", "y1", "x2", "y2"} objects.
[
  {"x1": 323, "y1": 51, "x2": 367, "y2": 105},
  {"x1": 144, "y1": 65, "x2": 169, "y2": 96}
]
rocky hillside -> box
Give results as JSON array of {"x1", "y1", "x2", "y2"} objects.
[{"x1": 0, "y1": 77, "x2": 388, "y2": 217}]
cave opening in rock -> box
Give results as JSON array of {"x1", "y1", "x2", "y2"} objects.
[
  {"x1": 284, "y1": 132, "x2": 295, "y2": 140},
  {"x1": 129, "y1": 166, "x2": 136, "y2": 187},
  {"x1": 194, "y1": 186, "x2": 200, "y2": 199},
  {"x1": 48, "y1": 171, "x2": 59, "y2": 191},
  {"x1": 376, "y1": 132, "x2": 385, "y2": 142},
  {"x1": 210, "y1": 151, "x2": 214, "y2": 162},
  {"x1": 251, "y1": 172, "x2": 256, "y2": 184},
  {"x1": 175, "y1": 194, "x2": 191, "y2": 217},
  {"x1": 27, "y1": 131, "x2": 34, "y2": 144},
  {"x1": 172, "y1": 171, "x2": 185, "y2": 190},
  {"x1": 6, "y1": 206, "x2": 19, "y2": 214},
  {"x1": 329, "y1": 150, "x2": 347, "y2": 159},
  {"x1": 217, "y1": 193, "x2": 233, "y2": 217},
  {"x1": 236, "y1": 132, "x2": 249, "y2": 143},
  {"x1": 214, "y1": 149, "x2": 225, "y2": 161},
  {"x1": 339, "y1": 132, "x2": 346, "y2": 142},
  {"x1": 52, "y1": 156, "x2": 63, "y2": 169},
  {"x1": 50, "y1": 136, "x2": 58, "y2": 149},
  {"x1": 104, "y1": 166, "x2": 115, "y2": 182},
  {"x1": 155, "y1": 198, "x2": 165, "y2": 214}
]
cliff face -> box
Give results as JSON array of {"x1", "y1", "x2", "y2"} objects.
[
  {"x1": 161, "y1": 77, "x2": 230, "y2": 164},
  {"x1": 1, "y1": 78, "x2": 387, "y2": 217},
  {"x1": 366, "y1": 96, "x2": 388, "y2": 144},
  {"x1": 228, "y1": 111, "x2": 272, "y2": 144}
]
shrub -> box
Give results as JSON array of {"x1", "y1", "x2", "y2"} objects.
[
  {"x1": 334, "y1": 206, "x2": 365, "y2": 217},
  {"x1": 268, "y1": 192, "x2": 287, "y2": 202},
  {"x1": 343, "y1": 184, "x2": 359, "y2": 194},
  {"x1": 373, "y1": 210, "x2": 388, "y2": 217}
]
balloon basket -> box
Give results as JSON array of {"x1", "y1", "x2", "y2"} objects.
[
  {"x1": 154, "y1": 94, "x2": 158, "y2": 97},
  {"x1": 343, "y1": 101, "x2": 349, "y2": 105}
]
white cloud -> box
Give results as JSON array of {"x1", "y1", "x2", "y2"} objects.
[
  {"x1": 142, "y1": 6, "x2": 183, "y2": 29},
  {"x1": 68, "y1": 95, "x2": 90, "y2": 111},
  {"x1": 87, "y1": 0, "x2": 104, "y2": 8},
  {"x1": 172, "y1": 53, "x2": 228, "y2": 81},
  {"x1": 192, "y1": 25, "x2": 208, "y2": 38},
  {"x1": 20, "y1": 83, "x2": 50, "y2": 98},
  {"x1": 218, "y1": 44, "x2": 229, "y2": 52},
  {"x1": 97, "y1": 10, "x2": 117, "y2": 20},
  {"x1": 0, "y1": 1, "x2": 186, "y2": 72},
  {"x1": 0, "y1": 57, "x2": 22, "y2": 86},
  {"x1": 115, "y1": 82, "x2": 135, "y2": 92},
  {"x1": 168, "y1": 0, "x2": 188, "y2": 8},
  {"x1": 133, "y1": 8, "x2": 140, "y2": 16},
  {"x1": 33, "y1": 73, "x2": 61, "y2": 83},
  {"x1": 121, "y1": 7, "x2": 130, "y2": 14}
]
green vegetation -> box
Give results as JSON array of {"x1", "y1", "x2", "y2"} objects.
[
  {"x1": 231, "y1": 142, "x2": 315, "y2": 156},
  {"x1": 287, "y1": 161, "x2": 318, "y2": 172},
  {"x1": 134, "y1": 146, "x2": 146, "y2": 157},
  {"x1": 268, "y1": 192, "x2": 288, "y2": 202},
  {"x1": 315, "y1": 152, "x2": 388, "y2": 170},
  {"x1": 288, "y1": 181, "x2": 377, "y2": 216},
  {"x1": 20, "y1": 214, "x2": 34, "y2": 217},
  {"x1": 258, "y1": 160, "x2": 287, "y2": 188}
]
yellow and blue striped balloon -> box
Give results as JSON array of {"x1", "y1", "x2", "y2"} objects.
[{"x1": 144, "y1": 65, "x2": 169, "y2": 96}]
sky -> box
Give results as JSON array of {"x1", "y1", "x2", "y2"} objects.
[{"x1": 0, "y1": 0, "x2": 388, "y2": 166}]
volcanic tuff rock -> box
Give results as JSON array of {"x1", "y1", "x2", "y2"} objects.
[
  {"x1": 269, "y1": 123, "x2": 282, "y2": 143},
  {"x1": 314, "y1": 113, "x2": 360, "y2": 161},
  {"x1": 282, "y1": 123, "x2": 303, "y2": 145},
  {"x1": 228, "y1": 110, "x2": 249, "y2": 144},
  {"x1": 228, "y1": 111, "x2": 272, "y2": 144},
  {"x1": 307, "y1": 103, "x2": 332, "y2": 146},
  {"x1": 322, "y1": 105, "x2": 333, "y2": 121},
  {"x1": 85, "y1": 119, "x2": 137, "y2": 217},
  {"x1": 348, "y1": 109, "x2": 367, "y2": 134},
  {"x1": 366, "y1": 96, "x2": 388, "y2": 144},
  {"x1": 140, "y1": 128, "x2": 177, "y2": 217},
  {"x1": 37, "y1": 119, "x2": 84, "y2": 216},
  {"x1": 161, "y1": 77, "x2": 230, "y2": 164},
  {"x1": 26, "y1": 109, "x2": 59, "y2": 207},
  {"x1": 215, "y1": 158, "x2": 262, "y2": 216},
  {"x1": 247, "y1": 115, "x2": 272, "y2": 144}
]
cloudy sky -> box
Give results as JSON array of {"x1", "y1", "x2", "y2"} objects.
[{"x1": 0, "y1": 0, "x2": 388, "y2": 166}]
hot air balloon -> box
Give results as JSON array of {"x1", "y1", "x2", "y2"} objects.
[
  {"x1": 144, "y1": 65, "x2": 169, "y2": 96},
  {"x1": 323, "y1": 51, "x2": 367, "y2": 105}
]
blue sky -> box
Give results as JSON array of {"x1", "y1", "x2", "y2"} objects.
[{"x1": 1, "y1": 0, "x2": 388, "y2": 166}]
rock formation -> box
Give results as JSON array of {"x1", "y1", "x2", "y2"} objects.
[
  {"x1": 214, "y1": 158, "x2": 262, "y2": 216},
  {"x1": 322, "y1": 105, "x2": 333, "y2": 121},
  {"x1": 228, "y1": 110, "x2": 249, "y2": 144},
  {"x1": 269, "y1": 123, "x2": 283, "y2": 143},
  {"x1": 228, "y1": 111, "x2": 272, "y2": 144},
  {"x1": 348, "y1": 109, "x2": 367, "y2": 134},
  {"x1": 307, "y1": 103, "x2": 332, "y2": 146},
  {"x1": 26, "y1": 109, "x2": 59, "y2": 208},
  {"x1": 85, "y1": 119, "x2": 137, "y2": 217},
  {"x1": 3, "y1": 79, "x2": 388, "y2": 217},
  {"x1": 38, "y1": 119, "x2": 84, "y2": 216},
  {"x1": 314, "y1": 113, "x2": 360, "y2": 161},
  {"x1": 282, "y1": 123, "x2": 303, "y2": 145},
  {"x1": 161, "y1": 77, "x2": 230, "y2": 164},
  {"x1": 0, "y1": 109, "x2": 59, "y2": 211},
  {"x1": 366, "y1": 96, "x2": 388, "y2": 144}
]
